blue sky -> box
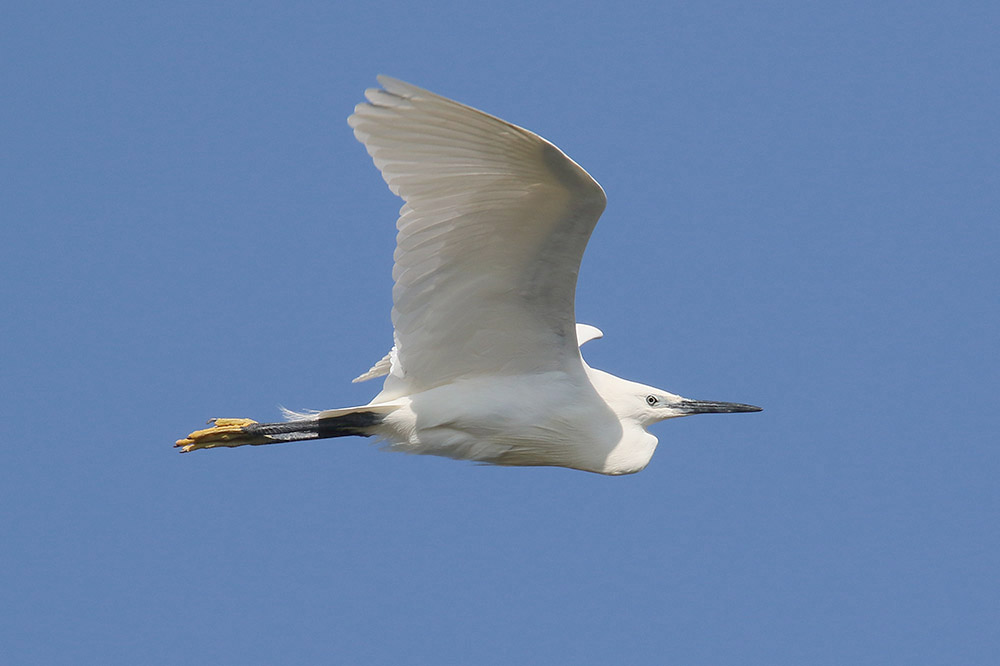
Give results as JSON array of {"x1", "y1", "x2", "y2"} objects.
[{"x1": 2, "y1": 1, "x2": 997, "y2": 663}]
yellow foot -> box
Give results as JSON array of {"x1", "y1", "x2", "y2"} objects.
[{"x1": 175, "y1": 418, "x2": 259, "y2": 453}]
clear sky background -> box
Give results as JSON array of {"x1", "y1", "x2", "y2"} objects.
[{"x1": 3, "y1": 1, "x2": 997, "y2": 664}]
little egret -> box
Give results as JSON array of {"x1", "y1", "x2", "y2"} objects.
[{"x1": 176, "y1": 76, "x2": 760, "y2": 475}]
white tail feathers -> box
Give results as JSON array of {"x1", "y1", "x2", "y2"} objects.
[{"x1": 352, "y1": 351, "x2": 393, "y2": 383}]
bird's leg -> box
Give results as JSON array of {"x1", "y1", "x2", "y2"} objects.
[{"x1": 176, "y1": 411, "x2": 386, "y2": 453}]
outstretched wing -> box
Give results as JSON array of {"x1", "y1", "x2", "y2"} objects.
[{"x1": 348, "y1": 77, "x2": 606, "y2": 395}]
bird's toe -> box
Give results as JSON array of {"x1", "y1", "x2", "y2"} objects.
[{"x1": 175, "y1": 418, "x2": 259, "y2": 452}]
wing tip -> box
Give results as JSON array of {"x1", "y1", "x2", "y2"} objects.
[
  {"x1": 374, "y1": 75, "x2": 430, "y2": 100},
  {"x1": 576, "y1": 323, "x2": 604, "y2": 347}
]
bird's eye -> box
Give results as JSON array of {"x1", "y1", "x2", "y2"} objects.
[{"x1": 646, "y1": 395, "x2": 658, "y2": 406}]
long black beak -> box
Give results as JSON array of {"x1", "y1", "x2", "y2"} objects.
[{"x1": 675, "y1": 400, "x2": 763, "y2": 415}]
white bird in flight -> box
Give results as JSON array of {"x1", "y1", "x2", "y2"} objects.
[{"x1": 176, "y1": 76, "x2": 760, "y2": 475}]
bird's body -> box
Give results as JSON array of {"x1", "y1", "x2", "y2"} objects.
[
  {"x1": 349, "y1": 336, "x2": 659, "y2": 475},
  {"x1": 370, "y1": 371, "x2": 643, "y2": 474},
  {"x1": 177, "y1": 77, "x2": 760, "y2": 475}
]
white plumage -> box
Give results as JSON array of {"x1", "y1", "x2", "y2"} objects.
[
  {"x1": 347, "y1": 77, "x2": 605, "y2": 399},
  {"x1": 176, "y1": 76, "x2": 760, "y2": 475}
]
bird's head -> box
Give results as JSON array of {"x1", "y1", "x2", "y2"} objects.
[
  {"x1": 636, "y1": 389, "x2": 762, "y2": 427},
  {"x1": 590, "y1": 370, "x2": 761, "y2": 428}
]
